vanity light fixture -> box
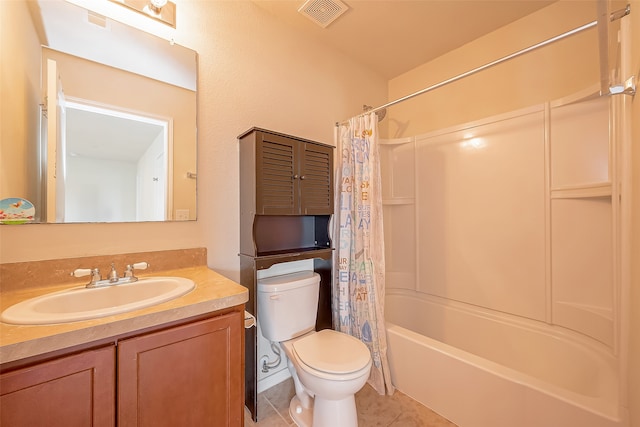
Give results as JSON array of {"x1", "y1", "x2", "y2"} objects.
[
  {"x1": 108, "y1": 0, "x2": 176, "y2": 28},
  {"x1": 148, "y1": 0, "x2": 168, "y2": 14}
]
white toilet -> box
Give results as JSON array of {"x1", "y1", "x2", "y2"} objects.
[{"x1": 258, "y1": 271, "x2": 372, "y2": 427}]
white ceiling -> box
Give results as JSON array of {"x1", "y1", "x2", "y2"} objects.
[
  {"x1": 34, "y1": 0, "x2": 197, "y2": 90},
  {"x1": 44, "y1": 0, "x2": 559, "y2": 161},
  {"x1": 252, "y1": 0, "x2": 556, "y2": 80},
  {"x1": 66, "y1": 108, "x2": 164, "y2": 163}
]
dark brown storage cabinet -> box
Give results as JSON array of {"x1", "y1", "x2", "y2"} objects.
[{"x1": 238, "y1": 128, "x2": 334, "y2": 421}]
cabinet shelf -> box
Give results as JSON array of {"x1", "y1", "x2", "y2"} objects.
[
  {"x1": 256, "y1": 246, "x2": 332, "y2": 258},
  {"x1": 550, "y1": 182, "x2": 612, "y2": 199},
  {"x1": 382, "y1": 198, "x2": 415, "y2": 205},
  {"x1": 254, "y1": 247, "x2": 333, "y2": 270}
]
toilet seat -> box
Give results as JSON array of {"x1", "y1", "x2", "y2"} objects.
[{"x1": 291, "y1": 330, "x2": 371, "y2": 378}]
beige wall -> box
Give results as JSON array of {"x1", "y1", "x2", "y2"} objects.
[
  {"x1": 386, "y1": 1, "x2": 599, "y2": 137},
  {"x1": 0, "y1": 0, "x2": 41, "y2": 206},
  {"x1": 0, "y1": 1, "x2": 387, "y2": 281},
  {"x1": 628, "y1": 0, "x2": 640, "y2": 425}
]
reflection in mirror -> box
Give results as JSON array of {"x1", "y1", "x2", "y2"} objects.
[
  {"x1": 64, "y1": 99, "x2": 170, "y2": 222},
  {"x1": 1, "y1": 0, "x2": 197, "y2": 223}
]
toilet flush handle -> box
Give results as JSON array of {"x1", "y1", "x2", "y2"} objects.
[{"x1": 270, "y1": 295, "x2": 280, "y2": 300}]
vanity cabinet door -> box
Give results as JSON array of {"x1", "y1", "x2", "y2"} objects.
[
  {"x1": 0, "y1": 345, "x2": 116, "y2": 427},
  {"x1": 117, "y1": 311, "x2": 243, "y2": 427}
]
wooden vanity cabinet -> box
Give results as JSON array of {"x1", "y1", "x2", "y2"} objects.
[
  {"x1": 0, "y1": 308, "x2": 244, "y2": 427},
  {"x1": 0, "y1": 345, "x2": 115, "y2": 427}
]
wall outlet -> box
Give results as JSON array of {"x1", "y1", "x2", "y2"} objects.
[{"x1": 175, "y1": 209, "x2": 189, "y2": 221}]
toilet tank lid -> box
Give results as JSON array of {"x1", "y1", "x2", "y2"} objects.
[{"x1": 257, "y1": 271, "x2": 320, "y2": 293}]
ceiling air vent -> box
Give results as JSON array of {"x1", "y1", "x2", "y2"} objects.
[{"x1": 298, "y1": 0, "x2": 348, "y2": 28}]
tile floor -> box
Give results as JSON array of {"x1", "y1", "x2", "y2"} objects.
[{"x1": 244, "y1": 378, "x2": 458, "y2": 427}]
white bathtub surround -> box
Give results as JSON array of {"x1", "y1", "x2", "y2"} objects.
[
  {"x1": 386, "y1": 321, "x2": 624, "y2": 427},
  {"x1": 387, "y1": 306, "x2": 628, "y2": 427},
  {"x1": 334, "y1": 112, "x2": 395, "y2": 396},
  {"x1": 381, "y1": 86, "x2": 630, "y2": 426},
  {"x1": 386, "y1": 295, "x2": 625, "y2": 426}
]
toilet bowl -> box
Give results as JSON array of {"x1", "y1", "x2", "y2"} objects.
[
  {"x1": 282, "y1": 329, "x2": 372, "y2": 427},
  {"x1": 257, "y1": 271, "x2": 372, "y2": 427}
]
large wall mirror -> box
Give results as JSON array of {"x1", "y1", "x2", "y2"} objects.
[{"x1": 1, "y1": 0, "x2": 197, "y2": 223}]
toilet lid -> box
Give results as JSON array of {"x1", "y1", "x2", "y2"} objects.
[{"x1": 292, "y1": 329, "x2": 371, "y2": 374}]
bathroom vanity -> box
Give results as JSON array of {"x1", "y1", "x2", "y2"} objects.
[{"x1": 0, "y1": 249, "x2": 248, "y2": 427}]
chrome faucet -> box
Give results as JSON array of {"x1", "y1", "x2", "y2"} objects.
[
  {"x1": 108, "y1": 263, "x2": 119, "y2": 283},
  {"x1": 71, "y1": 261, "x2": 149, "y2": 288},
  {"x1": 123, "y1": 262, "x2": 150, "y2": 282},
  {"x1": 70, "y1": 267, "x2": 103, "y2": 288}
]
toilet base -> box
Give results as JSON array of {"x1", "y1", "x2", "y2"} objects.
[
  {"x1": 289, "y1": 395, "x2": 313, "y2": 427},
  {"x1": 289, "y1": 394, "x2": 358, "y2": 427},
  {"x1": 313, "y1": 394, "x2": 358, "y2": 427}
]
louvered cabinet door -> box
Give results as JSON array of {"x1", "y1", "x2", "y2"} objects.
[
  {"x1": 255, "y1": 132, "x2": 334, "y2": 215},
  {"x1": 256, "y1": 132, "x2": 298, "y2": 214},
  {"x1": 300, "y1": 142, "x2": 333, "y2": 214}
]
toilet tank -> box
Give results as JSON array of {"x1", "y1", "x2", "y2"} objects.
[{"x1": 257, "y1": 271, "x2": 320, "y2": 342}]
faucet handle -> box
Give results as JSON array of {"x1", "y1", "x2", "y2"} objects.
[
  {"x1": 124, "y1": 261, "x2": 149, "y2": 280},
  {"x1": 71, "y1": 267, "x2": 101, "y2": 286},
  {"x1": 131, "y1": 262, "x2": 149, "y2": 270},
  {"x1": 71, "y1": 268, "x2": 93, "y2": 278}
]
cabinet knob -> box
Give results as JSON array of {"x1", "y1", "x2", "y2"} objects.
[
  {"x1": 299, "y1": 175, "x2": 306, "y2": 180},
  {"x1": 293, "y1": 174, "x2": 299, "y2": 179}
]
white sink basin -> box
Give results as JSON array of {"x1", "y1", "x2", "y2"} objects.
[{"x1": 1, "y1": 277, "x2": 195, "y2": 325}]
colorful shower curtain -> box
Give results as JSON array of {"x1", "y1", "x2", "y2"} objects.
[{"x1": 333, "y1": 112, "x2": 394, "y2": 395}]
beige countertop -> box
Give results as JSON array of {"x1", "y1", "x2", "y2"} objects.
[{"x1": 0, "y1": 266, "x2": 248, "y2": 365}]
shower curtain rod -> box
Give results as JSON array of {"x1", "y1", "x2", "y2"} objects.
[{"x1": 336, "y1": 19, "x2": 598, "y2": 126}]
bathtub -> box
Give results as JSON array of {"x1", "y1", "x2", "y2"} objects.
[{"x1": 385, "y1": 290, "x2": 628, "y2": 427}]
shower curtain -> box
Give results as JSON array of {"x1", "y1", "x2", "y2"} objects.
[{"x1": 333, "y1": 112, "x2": 394, "y2": 395}]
